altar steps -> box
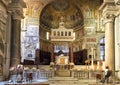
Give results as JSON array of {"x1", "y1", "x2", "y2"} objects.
[
  {"x1": 48, "y1": 77, "x2": 98, "y2": 85},
  {"x1": 48, "y1": 77, "x2": 120, "y2": 85},
  {"x1": 1, "y1": 78, "x2": 119, "y2": 85}
]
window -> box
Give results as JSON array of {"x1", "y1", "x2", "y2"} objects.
[
  {"x1": 100, "y1": 37, "x2": 105, "y2": 61},
  {"x1": 57, "y1": 31, "x2": 60, "y2": 36},
  {"x1": 61, "y1": 31, "x2": 63, "y2": 36}
]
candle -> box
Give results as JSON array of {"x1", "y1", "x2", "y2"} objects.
[{"x1": 91, "y1": 47, "x2": 94, "y2": 56}]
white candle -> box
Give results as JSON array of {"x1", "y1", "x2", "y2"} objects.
[{"x1": 91, "y1": 47, "x2": 94, "y2": 56}]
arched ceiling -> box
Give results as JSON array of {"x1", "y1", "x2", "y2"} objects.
[
  {"x1": 40, "y1": 0, "x2": 84, "y2": 29},
  {"x1": 23, "y1": 0, "x2": 103, "y2": 30},
  {"x1": 23, "y1": 0, "x2": 54, "y2": 17}
]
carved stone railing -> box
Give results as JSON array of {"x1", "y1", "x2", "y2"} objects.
[
  {"x1": 71, "y1": 70, "x2": 89, "y2": 79},
  {"x1": 38, "y1": 70, "x2": 54, "y2": 79},
  {"x1": 22, "y1": 70, "x2": 55, "y2": 81},
  {"x1": 71, "y1": 70, "x2": 104, "y2": 79}
]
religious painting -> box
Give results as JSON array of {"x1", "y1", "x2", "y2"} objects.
[
  {"x1": 56, "y1": 55, "x2": 69, "y2": 65},
  {"x1": 60, "y1": 57, "x2": 65, "y2": 64},
  {"x1": 21, "y1": 26, "x2": 39, "y2": 63}
]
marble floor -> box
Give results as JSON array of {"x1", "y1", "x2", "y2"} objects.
[{"x1": 0, "y1": 77, "x2": 120, "y2": 85}]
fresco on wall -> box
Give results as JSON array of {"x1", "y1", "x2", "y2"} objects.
[
  {"x1": 80, "y1": 0, "x2": 101, "y2": 35},
  {"x1": 24, "y1": 0, "x2": 41, "y2": 17},
  {"x1": 21, "y1": 25, "x2": 39, "y2": 63}
]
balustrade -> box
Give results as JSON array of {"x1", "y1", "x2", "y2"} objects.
[
  {"x1": 72, "y1": 70, "x2": 89, "y2": 79},
  {"x1": 22, "y1": 70, "x2": 54, "y2": 82},
  {"x1": 71, "y1": 70, "x2": 104, "y2": 79}
]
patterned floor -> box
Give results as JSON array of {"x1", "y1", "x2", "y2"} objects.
[{"x1": 0, "y1": 78, "x2": 119, "y2": 85}]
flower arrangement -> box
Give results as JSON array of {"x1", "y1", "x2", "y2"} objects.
[
  {"x1": 9, "y1": 65, "x2": 23, "y2": 75},
  {"x1": 9, "y1": 65, "x2": 24, "y2": 83}
]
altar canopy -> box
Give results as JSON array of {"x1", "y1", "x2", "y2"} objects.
[{"x1": 50, "y1": 17, "x2": 75, "y2": 41}]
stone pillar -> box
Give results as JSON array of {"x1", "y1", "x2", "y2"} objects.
[
  {"x1": 99, "y1": 1, "x2": 117, "y2": 79},
  {"x1": 10, "y1": 15, "x2": 21, "y2": 67},
  {"x1": 104, "y1": 14, "x2": 115, "y2": 73},
  {"x1": 50, "y1": 43, "x2": 54, "y2": 65},
  {"x1": 35, "y1": 49, "x2": 40, "y2": 65},
  {"x1": 8, "y1": 0, "x2": 26, "y2": 67},
  {"x1": 70, "y1": 43, "x2": 74, "y2": 65},
  {"x1": 115, "y1": 15, "x2": 120, "y2": 79}
]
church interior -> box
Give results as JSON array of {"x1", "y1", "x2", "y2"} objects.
[{"x1": 0, "y1": 0, "x2": 120, "y2": 85}]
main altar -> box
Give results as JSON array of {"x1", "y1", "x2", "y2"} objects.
[
  {"x1": 49, "y1": 17, "x2": 75, "y2": 77},
  {"x1": 54, "y1": 54, "x2": 71, "y2": 77}
]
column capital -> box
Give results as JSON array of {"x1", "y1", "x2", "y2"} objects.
[
  {"x1": 103, "y1": 14, "x2": 115, "y2": 24},
  {"x1": 99, "y1": 1, "x2": 118, "y2": 24},
  {"x1": 11, "y1": 9, "x2": 24, "y2": 20},
  {"x1": 102, "y1": 5, "x2": 117, "y2": 24},
  {"x1": 8, "y1": 0, "x2": 26, "y2": 20}
]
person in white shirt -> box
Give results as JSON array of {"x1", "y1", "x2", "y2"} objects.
[{"x1": 101, "y1": 66, "x2": 112, "y2": 83}]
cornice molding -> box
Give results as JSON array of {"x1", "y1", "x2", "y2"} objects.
[
  {"x1": 103, "y1": 5, "x2": 118, "y2": 16},
  {"x1": 99, "y1": 0, "x2": 115, "y2": 10}
]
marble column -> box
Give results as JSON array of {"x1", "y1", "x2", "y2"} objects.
[
  {"x1": 115, "y1": 15, "x2": 120, "y2": 79},
  {"x1": 70, "y1": 43, "x2": 74, "y2": 65},
  {"x1": 8, "y1": 0, "x2": 26, "y2": 67},
  {"x1": 104, "y1": 14, "x2": 115, "y2": 72},
  {"x1": 35, "y1": 49, "x2": 40, "y2": 65},
  {"x1": 50, "y1": 43, "x2": 54, "y2": 65},
  {"x1": 10, "y1": 13, "x2": 22, "y2": 67}
]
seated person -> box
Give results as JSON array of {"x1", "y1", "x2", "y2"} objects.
[{"x1": 101, "y1": 66, "x2": 112, "y2": 83}]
